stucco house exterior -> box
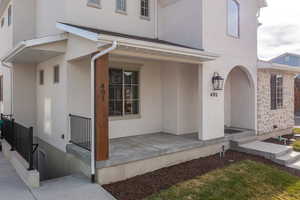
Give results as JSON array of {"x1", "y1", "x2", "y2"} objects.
[{"x1": 0, "y1": 0, "x2": 286, "y2": 186}]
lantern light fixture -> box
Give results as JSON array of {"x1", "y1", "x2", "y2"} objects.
[{"x1": 212, "y1": 72, "x2": 224, "y2": 91}]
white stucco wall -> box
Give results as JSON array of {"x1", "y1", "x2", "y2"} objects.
[
  {"x1": 12, "y1": 0, "x2": 35, "y2": 45},
  {"x1": 65, "y1": 0, "x2": 156, "y2": 38},
  {"x1": 68, "y1": 56, "x2": 164, "y2": 139},
  {"x1": 0, "y1": 66, "x2": 11, "y2": 114},
  {"x1": 198, "y1": 0, "x2": 260, "y2": 139},
  {"x1": 35, "y1": 0, "x2": 65, "y2": 37},
  {"x1": 13, "y1": 64, "x2": 36, "y2": 128},
  {"x1": 158, "y1": 0, "x2": 202, "y2": 49},
  {"x1": 36, "y1": 55, "x2": 68, "y2": 152},
  {"x1": 161, "y1": 62, "x2": 199, "y2": 135}
]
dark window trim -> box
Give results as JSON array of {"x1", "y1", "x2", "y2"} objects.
[
  {"x1": 39, "y1": 70, "x2": 44, "y2": 85},
  {"x1": 0, "y1": 76, "x2": 3, "y2": 102},
  {"x1": 271, "y1": 74, "x2": 283, "y2": 110},
  {"x1": 7, "y1": 5, "x2": 12, "y2": 27},
  {"x1": 53, "y1": 65, "x2": 60, "y2": 84}
]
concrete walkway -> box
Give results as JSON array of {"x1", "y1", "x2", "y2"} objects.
[
  {"x1": 0, "y1": 152, "x2": 35, "y2": 200},
  {"x1": 0, "y1": 152, "x2": 116, "y2": 200},
  {"x1": 234, "y1": 140, "x2": 300, "y2": 171}
]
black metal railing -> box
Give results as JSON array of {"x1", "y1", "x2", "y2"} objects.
[
  {"x1": 1, "y1": 114, "x2": 38, "y2": 170},
  {"x1": 69, "y1": 114, "x2": 91, "y2": 151}
]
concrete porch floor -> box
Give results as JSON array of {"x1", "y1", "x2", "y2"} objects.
[{"x1": 96, "y1": 130, "x2": 255, "y2": 169}]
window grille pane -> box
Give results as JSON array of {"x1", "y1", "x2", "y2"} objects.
[
  {"x1": 117, "y1": 0, "x2": 126, "y2": 11},
  {"x1": 270, "y1": 74, "x2": 277, "y2": 110},
  {"x1": 109, "y1": 85, "x2": 123, "y2": 100},
  {"x1": 109, "y1": 100, "x2": 123, "y2": 116},
  {"x1": 110, "y1": 69, "x2": 123, "y2": 84},
  {"x1": 276, "y1": 76, "x2": 283, "y2": 108},
  {"x1": 141, "y1": 0, "x2": 149, "y2": 17},
  {"x1": 132, "y1": 100, "x2": 139, "y2": 114}
]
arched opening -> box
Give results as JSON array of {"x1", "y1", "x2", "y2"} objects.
[{"x1": 224, "y1": 66, "x2": 255, "y2": 133}]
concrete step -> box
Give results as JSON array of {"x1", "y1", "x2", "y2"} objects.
[
  {"x1": 288, "y1": 160, "x2": 300, "y2": 170},
  {"x1": 230, "y1": 136, "x2": 257, "y2": 147},
  {"x1": 235, "y1": 141, "x2": 293, "y2": 160},
  {"x1": 275, "y1": 151, "x2": 300, "y2": 166}
]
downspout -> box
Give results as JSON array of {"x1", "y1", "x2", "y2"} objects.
[
  {"x1": 90, "y1": 41, "x2": 117, "y2": 183},
  {"x1": 1, "y1": 62, "x2": 13, "y2": 116}
]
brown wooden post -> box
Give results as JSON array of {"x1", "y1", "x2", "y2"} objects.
[{"x1": 95, "y1": 54, "x2": 109, "y2": 161}]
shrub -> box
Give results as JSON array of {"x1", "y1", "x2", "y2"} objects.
[
  {"x1": 293, "y1": 141, "x2": 300, "y2": 152},
  {"x1": 293, "y1": 128, "x2": 300, "y2": 134}
]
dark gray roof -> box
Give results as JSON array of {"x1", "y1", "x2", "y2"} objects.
[{"x1": 60, "y1": 22, "x2": 204, "y2": 51}]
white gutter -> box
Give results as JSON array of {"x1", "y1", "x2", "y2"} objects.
[{"x1": 90, "y1": 41, "x2": 117, "y2": 183}]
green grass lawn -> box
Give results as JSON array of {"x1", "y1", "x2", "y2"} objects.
[{"x1": 145, "y1": 160, "x2": 300, "y2": 200}]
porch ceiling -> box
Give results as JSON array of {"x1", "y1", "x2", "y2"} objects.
[
  {"x1": 6, "y1": 49, "x2": 63, "y2": 64},
  {"x1": 109, "y1": 44, "x2": 214, "y2": 64},
  {"x1": 2, "y1": 34, "x2": 67, "y2": 64}
]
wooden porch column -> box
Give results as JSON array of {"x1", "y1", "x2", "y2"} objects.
[{"x1": 95, "y1": 54, "x2": 109, "y2": 161}]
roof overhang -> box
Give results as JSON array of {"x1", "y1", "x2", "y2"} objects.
[
  {"x1": 57, "y1": 22, "x2": 219, "y2": 64},
  {"x1": 258, "y1": 60, "x2": 300, "y2": 73},
  {"x1": 1, "y1": 34, "x2": 67, "y2": 64}
]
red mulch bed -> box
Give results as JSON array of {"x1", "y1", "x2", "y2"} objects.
[{"x1": 103, "y1": 150, "x2": 300, "y2": 200}]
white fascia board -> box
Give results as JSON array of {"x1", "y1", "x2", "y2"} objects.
[
  {"x1": 98, "y1": 35, "x2": 220, "y2": 61},
  {"x1": 1, "y1": 34, "x2": 67, "y2": 62},
  {"x1": 56, "y1": 22, "x2": 219, "y2": 61},
  {"x1": 56, "y1": 23, "x2": 99, "y2": 42},
  {"x1": 258, "y1": 60, "x2": 300, "y2": 73}
]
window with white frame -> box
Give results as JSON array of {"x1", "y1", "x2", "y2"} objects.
[
  {"x1": 109, "y1": 68, "x2": 139, "y2": 117},
  {"x1": 140, "y1": 0, "x2": 149, "y2": 18},
  {"x1": 227, "y1": 0, "x2": 240, "y2": 37},
  {"x1": 271, "y1": 74, "x2": 283, "y2": 110},
  {"x1": 116, "y1": 0, "x2": 126, "y2": 13},
  {"x1": 87, "y1": 0, "x2": 101, "y2": 8},
  {"x1": 8, "y1": 5, "x2": 12, "y2": 26}
]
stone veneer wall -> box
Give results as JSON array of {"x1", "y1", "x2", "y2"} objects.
[{"x1": 257, "y1": 69, "x2": 295, "y2": 134}]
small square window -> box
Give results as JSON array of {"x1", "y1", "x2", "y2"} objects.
[
  {"x1": 39, "y1": 70, "x2": 44, "y2": 85},
  {"x1": 8, "y1": 5, "x2": 12, "y2": 27},
  {"x1": 87, "y1": 0, "x2": 101, "y2": 9},
  {"x1": 140, "y1": 0, "x2": 150, "y2": 19},
  {"x1": 116, "y1": 0, "x2": 126, "y2": 14},
  {"x1": 54, "y1": 65, "x2": 60, "y2": 84}
]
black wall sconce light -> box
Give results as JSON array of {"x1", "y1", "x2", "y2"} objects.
[{"x1": 212, "y1": 72, "x2": 224, "y2": 91}]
